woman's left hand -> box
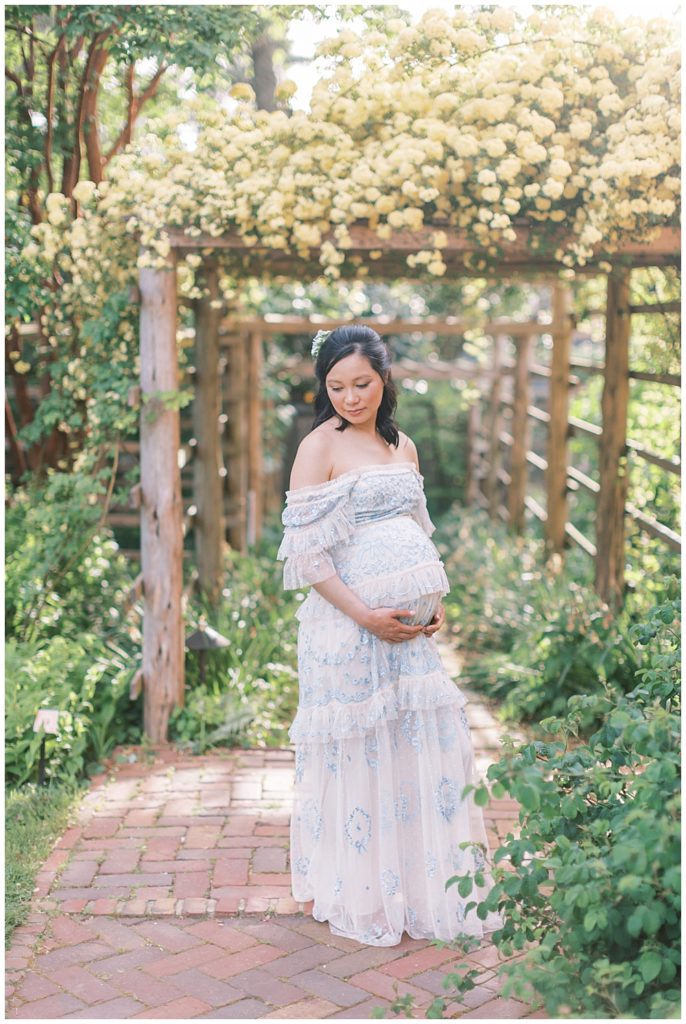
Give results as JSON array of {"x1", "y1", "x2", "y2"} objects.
[{"x1": 422, "y1": 603, "x2": 445, "y2": 636}]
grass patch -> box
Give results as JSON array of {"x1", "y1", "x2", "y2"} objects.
[{"x1": 5, "y1": 782, "x2": 84, "y2": 946}]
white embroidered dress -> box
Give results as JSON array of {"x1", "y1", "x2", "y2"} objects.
[{"x1": 277, "y1": 462, "x2": 501, "y2": 946}]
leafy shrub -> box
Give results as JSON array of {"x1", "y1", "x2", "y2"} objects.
[
  {"x1": 172, "y1": 544, "x2": 301, "y2": 749},
  {"x1": 456, "y1": 587, "x2": 681, "y2": 1019},
  {"x1": 5, "y1": 634, "x2": 140, "y2": 786},
  {"x1": 437, "y1": 506, "x2": 677, "y2": 732},
  {"x1": 479, "y1": 584, "x2": 641, "y2": 731},
  {"x1": 437, "y1": 506, "x2": 592, "y2": 655},
  {"x1": 5, "y1": 476, "x2": 142, "y2": 785},
  {"x1": 6, "y1": 474, "x2": 137, "y2": 644}
]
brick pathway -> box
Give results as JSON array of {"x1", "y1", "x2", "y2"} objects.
[{"x1": 6, "y1": 651, "x2": 546, "y2": 1019}]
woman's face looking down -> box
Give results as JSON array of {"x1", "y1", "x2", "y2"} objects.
[{"x1": 325, "y1": 351, "x2": 386, "y2": 429}]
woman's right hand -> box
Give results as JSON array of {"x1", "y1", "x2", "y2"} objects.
[{"x1": 361, "y1": 607, "x2": 424, "y2": 643}]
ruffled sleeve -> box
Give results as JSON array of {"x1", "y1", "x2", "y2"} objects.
[
  {"x1": 277, "y1": 477, "x2": 356, "y2": 590},
  {"x1": 412, "y1": 476, "x2": 437, "y2": 537}
]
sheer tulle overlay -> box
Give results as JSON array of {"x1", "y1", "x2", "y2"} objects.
[{"x1": 278, "y1": 463, "x2": 503, "y2": 946}]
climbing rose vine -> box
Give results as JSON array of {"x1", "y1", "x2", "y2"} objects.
[{"x1": 16, "y1": 6, "x2": 680, "y2": 450}]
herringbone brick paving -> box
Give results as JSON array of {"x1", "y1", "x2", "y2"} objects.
[{"x1": 6, "y1": 653, "x2": 546, "y2": 1019}]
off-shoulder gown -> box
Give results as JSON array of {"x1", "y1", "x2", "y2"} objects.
[{"x1": 277, "y1": 462, "x2": 502, "y2": 946}]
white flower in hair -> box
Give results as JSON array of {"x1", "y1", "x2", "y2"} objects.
[{"x1": 311, "y1": 329, "x2": 332, "y2": 360}]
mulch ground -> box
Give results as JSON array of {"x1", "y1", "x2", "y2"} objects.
[{"x1": 6, "y1": 666, "x2": 547, "y2": 1020}]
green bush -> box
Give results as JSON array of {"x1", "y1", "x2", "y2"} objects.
[
  {"x1": 459, "y1": 588, "x2": 681, "y2": 1019},
  {"x1": 478, "y1": 584, "x2": 641, "y2": 731},
  {"x1": 5, "y1": 474, "x2": 136, "y2": 644},
  {"x1": 5, "y1": 634, "x2": 140, "y2": 786},
  {"x1": 172, "y1": 543, "x2": 300, "y2": 749},
  {"x1": 437, "y1": 506, "x2": 592, "y2": 656},
  {"x1": 5, "y1": 475, "x2": 142, "y2": 784},
  {"x1": 437, "y1": 506, "x2": 679, "y2": 732}
]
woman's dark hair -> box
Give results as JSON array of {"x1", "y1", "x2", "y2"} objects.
[{"x1": 311, "y1": 325, "x2": 399, "y2": 447}]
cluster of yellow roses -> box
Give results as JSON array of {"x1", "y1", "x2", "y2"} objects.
[{"x1": 28, "y1": 4, "x2": 679, "y2": 308}]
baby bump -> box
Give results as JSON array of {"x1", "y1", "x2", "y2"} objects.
[
  {"x1": 333, "y1": 516, "x2": 440, "y2": 587},
  {"x1": 396, "y1": 591, "x2": 443, "y2": 627}
]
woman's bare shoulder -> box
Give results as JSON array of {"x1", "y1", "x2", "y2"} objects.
[
  {"x1": 398, "y1": 430, "x2": 419, "y2": 468},
  {"x1": 290, "y1": 422, "x2": 337, "y2": 488}
]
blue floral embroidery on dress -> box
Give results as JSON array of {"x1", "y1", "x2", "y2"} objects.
[
  {"x1": 364, "y1": 733, "x2": 379, "y2": 769},
  {"x1": 302, "y1": 798, "x2": 323, "y2": 841},
  {"x1": 435, "y1": 776, "x2": 460, "y2": 823},
  {"x1": 407, "y1": 906, "x2": 418, "y2": 929},
  {"x1": 295, "y1": 747, "x2": 307, "y2": 783},
  {"x1": 425, "y1": 850, "x2": 438, "y2": 878},
  {"x1": 361, "y1": 922, "x2": 385, "y2": 943},
  {"x1": 324, "y1": 739, "x2": 339, "y2": 773},
  {"x1": 395, "y1": 778, "x2": 419, "y2": 824},
  {"x1": 294, "y1": 856, "x2": 310, "y2": 875},
  {"x1": 458, "y1": 706, "x2": 471, "y2": 733},
  {"x1": 400, "y1": 710, "x2": 422, "y2": 753},
  {"x1": 345, "y1": 806, "x2": 372, "y2": 853},
  {"x1": 381, "y1": 869, "x2": 400, "y2": 896},
  {"x1": 333, "y1": 877, "x2": 343, "y2": 896}
]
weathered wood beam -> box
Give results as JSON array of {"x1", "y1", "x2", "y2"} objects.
[
  {"x1": 246, "y1": 330, "x2": 264, "y2": 546},
  {"x1": 139, "y1": 250, "x2": 184, "y2": 743},
  {"x1": 595, "y1": 268, "x2": 632, "y2": 608},
  {"x1": 164, "y1": 224, "x2": 681, "y2": 266},
  {"x1": 465, "y1": 403, "x2": 481, "y2": 506},
  {"x1": 545, "y1": 282, "x2": 573, "y2": 553},
  {"x1": 485, "y1": 334, "x2": 506, "y2": 518},
  {"x1": 192, "y1": 262, "x2": 225, "y2": 602},
  {"x1": 224, "y1": 329, "x2": 249, "y2": 552},
  {"x1": 221, "y1": 315, "x2": 549, "y2": 338},
  {"x1": 508, "y1": 332, "x2": 534, "y2": 532}
]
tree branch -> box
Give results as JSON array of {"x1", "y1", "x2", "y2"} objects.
[
  {"x1": 66, "y1": 30, "x2": 112, "y2": 193},
  {"x1": 45, "y1": 36, "x2": 66, "y2": 194},
  {"x1": 5, "y1": 66, "x2": 24, "y2": 95},
  {"x1": 104, "y1": 63, "x2": 168, "y2": 166}
]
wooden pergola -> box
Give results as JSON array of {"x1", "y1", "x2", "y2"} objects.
[{"x1": 136, "y1": 224, "x2": 680, "y2": 741}]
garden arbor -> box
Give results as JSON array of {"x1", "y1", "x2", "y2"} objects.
[{"x1": 136, "y1": 223, "x2": 680, "y2": 743}]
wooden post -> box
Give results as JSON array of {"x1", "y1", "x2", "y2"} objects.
[
  {"x1": 224, "y1": 328, "x2": 249, "y2": 553},
  {"x1": 139, "y1": 251, "x2": 184, "y2": 743},
  {"x1": 545, "y1": 282, "x2": 573, "y2": 551},
  {"x1": 596, "y1": 267, "x2": 632, "y2": 607},
  {"x1": 246, "y1": 330, "x2": 264, "y2": 546},
  {"x1": 465, "y1": 402, "x2": 482, "y2": 506},
  {"x1": 192, "y1": 261, "x2": 225, "y2": 601},
  {"x1": 485, "y1": 333, "x2": 506, "y2": 518},
  {"x1": 508, "y1": 331, "x2": 533, "y2": 532}
]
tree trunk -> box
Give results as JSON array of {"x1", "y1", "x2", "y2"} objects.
[{"x1": 251, "y1": 32, "x2": 277, "y2": 111}]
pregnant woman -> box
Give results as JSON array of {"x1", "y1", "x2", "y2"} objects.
[{"x1": 278, "y1": 324, "x2": 502, "y2": 947}]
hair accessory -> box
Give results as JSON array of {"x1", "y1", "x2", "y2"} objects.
[{"x1": 311, "y1": 329, "x2": 331, "y2": 361}]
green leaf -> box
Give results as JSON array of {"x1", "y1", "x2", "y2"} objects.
[
  {"x1": 474, "y1": 785, "x2": 490, "y2": 807},
  {"x1": 457, "y1": 875, "x2": 473, "y2": 898},
  {"x1": 638, "y1": 952, "x2": 662, "y2": 983}
]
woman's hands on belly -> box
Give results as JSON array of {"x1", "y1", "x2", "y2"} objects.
[
  {"x1": 421, "y1": 602, "x2": 445, "y2": 637},
  {"x1": 362, "y1": 607, "x2": 425, "y2": 643}
]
